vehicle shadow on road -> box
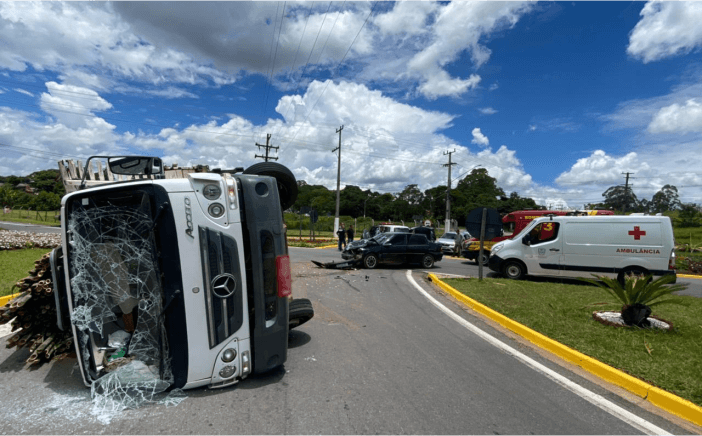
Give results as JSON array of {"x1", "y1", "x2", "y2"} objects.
[{"x1": 288, "y1": 329, "x2": 311, "y2": 349}]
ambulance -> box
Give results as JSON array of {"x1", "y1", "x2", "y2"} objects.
[
  {"x1": 488, "y1": 215, "x2": 677, "y2": 284},
  {"x1": 462, "y1": 209, "x2": 613, "y2": 265}
]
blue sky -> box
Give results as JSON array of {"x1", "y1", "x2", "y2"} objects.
[{"x1": 0, "y1": 1, "x2": 701, "y2": 208}]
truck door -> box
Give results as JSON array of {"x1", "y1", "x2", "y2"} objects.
[{"x1": 523, "y1": 222, "x2": 562, "y2": 276}]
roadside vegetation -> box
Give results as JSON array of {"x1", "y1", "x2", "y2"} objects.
[
  {"x1": 1, "y1": 209, "x2": 61, "y2": 227},
  {"x1": 0, "y1": 248, "x2": 53, "y2": 297},
  {"x1": 443, "y1": 277, "x2": 702, "y2": 407}
]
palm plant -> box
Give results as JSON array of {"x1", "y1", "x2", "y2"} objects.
[{"x1": 580, "y1": 274, "x2": 688, "y2": 327}]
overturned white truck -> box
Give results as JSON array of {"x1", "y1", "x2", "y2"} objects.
[{"x1": 51, "y1": 156, "x2": 312, "y2": 393}]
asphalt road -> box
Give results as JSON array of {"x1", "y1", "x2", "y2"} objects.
[
  {"x1": 0, "y1": 247, "x2": 697, "y2": 434},
  {"x1": 0, "y1": 221, "x2": 62, "y2": 234}
]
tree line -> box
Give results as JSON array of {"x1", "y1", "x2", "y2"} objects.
[
  {"x1": 0, "y1": 170, "x2": 65, "y2": 211},
  {"x1": 586, "y1": 184, "x2": 701, "y2": 227},
  {"x1": 293, "y1": 167, "x2": 538, "y2": 225}
]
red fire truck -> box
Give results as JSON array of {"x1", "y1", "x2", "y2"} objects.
[{"x1": 462, "y1": 209, "x2": 614, "y2": 265}]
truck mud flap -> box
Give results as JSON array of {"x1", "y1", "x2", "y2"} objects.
[
  {"x1": 289, "y1": 298, "x2": 314, "y2": 330},
  {"x1": 311, "y1": 259, "x2": 360, "y2": 269}
]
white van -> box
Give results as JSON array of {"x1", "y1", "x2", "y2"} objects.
[
  {"x1": 488, "y1": 215, "x2": 676, "y2": 283},
  {"x1": 378, "y1": 225, "x2": 410, "y2": 233}
]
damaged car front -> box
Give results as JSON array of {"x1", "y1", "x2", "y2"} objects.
[{"x1": 341, "y1": 233, "x2": 389, "y2": 262}]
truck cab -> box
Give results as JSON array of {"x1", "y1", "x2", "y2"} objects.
[{"x1": 52, "y1": 156, "x2": 301, "y2": 391}]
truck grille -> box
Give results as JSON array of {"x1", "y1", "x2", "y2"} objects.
[{"x1": 199, "y1": 227, "x2": 244, "y2": 349}]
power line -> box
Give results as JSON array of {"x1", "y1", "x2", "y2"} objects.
[{"x1": 280, "y1": 1, "x2": 377, "y2": 150}]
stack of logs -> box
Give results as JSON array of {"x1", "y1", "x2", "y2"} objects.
[{"x1": 0, "y1": 253, "x2": 74, "y2": 365}]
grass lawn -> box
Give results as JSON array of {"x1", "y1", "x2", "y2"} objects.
[
  {"x1": 0, "y1": 248, "x2": 53, "y2": 297},
  {"x1": 442, "y1": 277, "x2": 702, "y2": 407},
  {"x1": 674, "y1": 226, "x2": 702, "y2": 248},
  {"x1": 0, "y1": 209, "x2": 61, "y2": 227}
]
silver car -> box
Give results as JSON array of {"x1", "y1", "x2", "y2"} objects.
[{"x1": 437, "y1": 232, "x2": 462, "y2": 256}]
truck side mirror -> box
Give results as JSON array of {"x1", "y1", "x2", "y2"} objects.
[
  {"x1": 108, "y1": 156, "x2": 163, "y2": 176},
  {"x1": 522, "y1": 235, "x2": 531, "y2": 246}
]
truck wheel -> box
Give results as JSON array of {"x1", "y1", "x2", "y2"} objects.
[
  {"x1": 243, "y1": 162, "x2": 299, "y2": 211},
  {"x1": 618, "y1": 268, "x2": 649, "y2": 287},
  {"x1": 363, "y1": 254, "x2": 378, "y2": 269},
  {"x1": 289, "y1": 298, "x2": 314, "y2": 329},
  {"x1": 421, "y1": 254, "x2": 434, "y2": 268},
  {"x1": 502, "y1": 261, "x2": 525, "y2": 280},
  {"x1": 476, "y1": 253, "x2": 489, "y2": 266}
]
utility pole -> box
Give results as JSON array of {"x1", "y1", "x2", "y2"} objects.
[
  {"x1": 443, "y1": 149, "x2": 456, "y2": 232},
  {"x1": 333, "y1": 125, "x2": 344, "y2": 235},
  {"x1": 622, "y1": 172, "x2": 634, "y2": 213},
  {"x1": 255, "y1": 133, "x2": 279, "y2": 162}
]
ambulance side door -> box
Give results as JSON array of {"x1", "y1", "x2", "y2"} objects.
[{"x1": 523, "y1": 222, "x2": 563, "y2": 276}]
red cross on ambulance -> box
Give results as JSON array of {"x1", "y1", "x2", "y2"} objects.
[{"x1": 628, "y1": 226, "x2": 646, "y2": 240}]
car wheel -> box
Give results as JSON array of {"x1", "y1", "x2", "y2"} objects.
[
  {"x1": 617, "y1": 268, "x2": 649, "y2": 287},
  {"x1": 421, "y1": 254, "x2": 434, "y2": 268},
  {"x1": 243, "y1": 162, "x2": 299, "y2": 211},
  {"x1": 502, "y1": 261, "x2": 525, "y2": 280},
  {"x1": 289, "y1": 298, "x2": 314, "y2": 329},
  {"x1": 363, "y1": 254, "x2": 378, "y2": 269},
  {"x1": 476, "y1": 252, "x2": 489, "y2": 266}
]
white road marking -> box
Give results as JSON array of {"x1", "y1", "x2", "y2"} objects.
[{"x1": 405, "y1": 270, "x2": 670, "y2": 436}]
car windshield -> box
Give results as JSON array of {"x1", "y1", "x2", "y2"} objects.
[
  {"x1": 440, "y1": 232, "x2": 457, "y2": 239},
  {"x1": 373, "y1": 233, "x2": 390, "y2": 244}
]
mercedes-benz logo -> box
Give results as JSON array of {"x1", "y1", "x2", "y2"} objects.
[{"x1": 211, "y1": 273, "x2": 236, "y2": 298}]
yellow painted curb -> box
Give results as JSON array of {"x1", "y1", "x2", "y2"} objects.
[
  {"x1": 428, "y1": 273, "x2": 702, "y2": 427},
  {"x1": 0, "y1": 293, "x2": 20, "y2": 307},
  {"x1": 316, "y1": 245, "x2": 338, "y2": 249},
  {"x1": 677, "y1": 273, "x2": 702, "y2": 280}
]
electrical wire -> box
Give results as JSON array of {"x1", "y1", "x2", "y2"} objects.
[{"x1": 280, "y1": 1, "x2": 376, "y2": 150}]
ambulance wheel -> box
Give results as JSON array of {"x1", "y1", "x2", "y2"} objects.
[
  {"x1": 476, "y1": 253, "x2": 489, "y2": 266},
  {"x1": 289, "y1": 298, "x2": 314, "y2": 329},
  {"x1": 243, "y1": 162, "x2": 299, "y2": 211},
  {"x1": 363, "y1": 254, "x2": 378, "y2": 269},
  {"x1": 421, "y1": 254, "x2": 435, "y2": 268},
  {"x1": 618, "y1": 268, "x2": 649, "y2": 287},
  {"x1": 502, "y1": 261, "x2": 525, "y2": 280}
]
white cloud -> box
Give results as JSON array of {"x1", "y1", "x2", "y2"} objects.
[
  {"x1": 489, "y1": 83, "x2": 499, "y2": 91},
  {"x1": 14, "y1": 88, "x2": 33, "y2": 97},
  {"x1": 0, "y1": 2, "x2": 236, "y2": 87},
  {"x1": 374, "y1": 1, "x2": 437, "y2": 37},
  {"x1": 145, "y1": 87, "x2": 199, "y2": 99},
  {"x1": 528, "y1": 125, "x2": 537, "y2": 131},
  {"x1": 555, "y1": 150, "x2": 648, "y2": 186},
  {"x1": 471, "y1": 127, "x2": 489, "y2": 147},
  {"x1": 648, "y1": 99, "x2": 702, "y2": 134},
  {"x1": 40, "y1": 81, "x2": 114, "y2": 130},
  {"x1": 399, "y1": 1, "x2": 533, "y2": 99},
  {"x1": 627, "y1": 1, "x2": 702, "y2": 63},
  {"x1": 479, "y1": 107, "x2": 497, "y2": 115},
  {"x1": 417, "y1": 71, "x2": 481, "y2": 100}
]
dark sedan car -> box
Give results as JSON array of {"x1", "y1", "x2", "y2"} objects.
[{"x1": 341, "y1": 232, "x2": 443, "y2": 269}]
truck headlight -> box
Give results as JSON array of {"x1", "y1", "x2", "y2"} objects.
[
  {"x1": 491, "y1": 243, "x2": 504, "y2": 255},
  {"x1": 208, "y1": 203, "x2": 225, "y2": 218},
  {"x1": 222, "y1": 348, "x2": 237, "y2": 362}
]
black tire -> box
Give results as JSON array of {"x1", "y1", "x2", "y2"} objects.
[
  {"x1": 243, "y1": 162, "x2": 299, "y2": 211},
  {"x1": 502, "y1": 261, "x2": 525, "y2": 280},
  {"x1": 476, "y1": 252, "x2": 489, "y2": 266},
  {"x1": 289, "y1": 298, "x2": 314, "y2": 329},
  {"x1": 363, "y1": 254, "x2": 378, "y2": 269},
  {"x1": 421, "y1": 254, "x2": 435, "y2": 268},
  {"x1": 617, "y1": 268, "x2": 649, "y2": 287}
]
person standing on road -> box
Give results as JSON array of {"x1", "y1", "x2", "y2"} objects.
[
  {"x1": 337, "y1": 222, "x2": 347, "y2": 251},
  {"x1": 347, "y1": 225, "x2": 355, "y2": 243}
]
